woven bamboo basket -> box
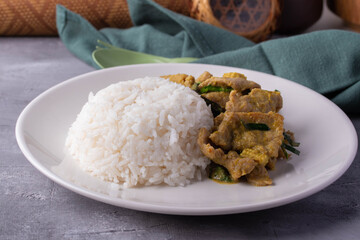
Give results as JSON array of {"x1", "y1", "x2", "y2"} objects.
[
  {"x1": 0, "y1": 0, "x2": 190, "y2": 36},
  {"x1": 189, "y1": 0, "x2": 282, "y2": 42}
]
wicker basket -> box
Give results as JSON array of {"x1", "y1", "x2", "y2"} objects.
[
  {"x1": 189, "y1": 0, "x2": 282, "y2": 42},
  {"x1": 0, "y1": 0, "x2": 190, "y2": 36}
]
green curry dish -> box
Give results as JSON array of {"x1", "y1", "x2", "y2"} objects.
[
  {"x1": 209, "y1": 163, "x2": 234, "y2": 183},
  {"x1": 244, "y1": 122, "x2": 270, "y2": 131},
  {"x1": 199, "y1": 85, "x2": 233, "y2": 94},
  {"x1": 201, "y1": 96, "x2": 224, "y2": 117}
]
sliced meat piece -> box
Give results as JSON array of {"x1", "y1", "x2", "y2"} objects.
[
  {"x1": 201, "y1": 92, "x2": 229, "y2": 109},
  {"x1": 222, "y1": 72, "x2": 247, "y2": 79},
  {"x1": 209, "y1": 112, "x2": 284, "y2": 165},
  {"x1": 198, "y1": 77, "x2": 260, "y2": 92},
  {"x1": 246, "y1": 165, "x2": 272, "y2": 186},
  {"x1": 213, "y1": 113, "x2": 225, "y2": 130},
  {"x1": 225, "y1": 151, "x2": 258, "y2": 179},
  {"x1": 226, "y1": 88, "x2": 283, "y2": 113},
  {"x1": 196, "y1": 71, "x2": 213, "y2": 83},
  {"x1": 161, "y1": 73, "x2": 195, "y2": 87},
  {"x1": 198, "y1": 77, "x2": 260, "y2": 109},
  {"x1": 197, "y1": 128, "x2": 257, "y2": 179}
]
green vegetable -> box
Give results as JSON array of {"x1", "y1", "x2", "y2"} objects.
[
  {"x1": 244, "y1": 123, "x2": 270, "y2": 131},
  {"x1": 209, "y1": 163, "x2": 233, "y2": 183},
  {"x1": 191, "y1": 82, "x2": 200, "y2": 92},
  {"x1": 201, "y1": 96, "x2": 224, "y2": 117},
  {"x1": 282, "y1": 143, "x2": 300, "y2": 155},
  {"x1": 281, "y1": 145, "x2": 289, "y2": 159},
  {"x1": 281, "y1": 131, "x2": 300, "y2": 157},
  {"x1": 283, "y1": 132, "x2": 300, "y2": 147},
  {"x1": 199, "y1": 85, "x2": 233, "y2": 94}
]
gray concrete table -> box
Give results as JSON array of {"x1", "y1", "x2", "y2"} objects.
[{"x1": 1, "y1": 36, "x2": 359, "y2": 240}]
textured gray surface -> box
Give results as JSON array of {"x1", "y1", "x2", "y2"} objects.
[{"x1": 1, "y1": 37, "x2": 360, "y2": 240}]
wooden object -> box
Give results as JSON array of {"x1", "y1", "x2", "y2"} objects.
[
  {"x1": 0, "y1": 0, "x2": 190, "y2": 36},
  {"x1": 189, "y1": 0, "x2": 282, "y2": 42},
  {"x1": 327, "y1": 0, "x2": 360, "y2": 32},
  {"x1": 276, "y1": 0, "x2": 323, "y2": 34}
]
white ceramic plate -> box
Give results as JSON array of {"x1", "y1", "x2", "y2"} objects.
[{"x1": 16, "y1": 63, "x2": 358, "y2": 215}]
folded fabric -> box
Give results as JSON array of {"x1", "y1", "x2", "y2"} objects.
[{"x1": 56, "y1": 0, "x2": 360, "y2": 113}]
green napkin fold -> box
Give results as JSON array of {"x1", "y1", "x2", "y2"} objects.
[{"x1": 56, "y1": 0, "x2": 360, "y2": 113}]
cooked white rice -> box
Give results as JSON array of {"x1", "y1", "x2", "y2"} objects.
[{"x1": 65, "y1": 77, "x2": 213, "y2": 188}]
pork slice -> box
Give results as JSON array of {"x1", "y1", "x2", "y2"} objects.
[
  {"x1": 198, "y1": 77, "x2": 260, "y2": 91},
  {"x1": 197, "y1": 128, "x2": 257, "y2": 179},
  {"x1": 226, "y1": 88, "x2": 283, "y2": 113},
  {"x1": 196, "y1": 71, "x2": 213, "y2": 83},
  {"x1": 209, "y1": 112, "x2": 284, "y2": 164},
  {"x1": 246, "y1": 165, "x2": 272, "y2": 186},
  {"x1": 201, "y1": 92, "x2": 229, "y2": 108}
]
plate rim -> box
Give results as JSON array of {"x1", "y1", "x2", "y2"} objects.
[{"x1": 15, "y1": 63, "x2": 358, "y2": 215}]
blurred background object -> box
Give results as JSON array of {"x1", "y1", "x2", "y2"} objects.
[
  {"x1": 0, "y1": 0, "x2": 336, "y2": 41},
  {"x1": 0, "y1": 0, "x2": 190, "y2": 36},
  {"x1": 276, "y1": 0, "x2": 323, "y2": 34},
  {"x1": 327, "y1": 0, "x2": 360, "y2": 32},
  {"x1": 189, "y1": 0, "x2": 282, "y2": 42}
]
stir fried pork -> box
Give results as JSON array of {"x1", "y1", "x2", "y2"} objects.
[
  {"x1": 201, "y1": 92, "x2": 230, "y2": 108},
  {"x1": 198, "y1": 128, "x2": 257, "y2": 179},
  {"x1": 162, "y1": 71, "x2": 297, "y2": 186},
  {"x1": 246, "y1": 164, "x2": 273, "y2": 186},
  {"x1": 195, "y1": 71, "x2": 213, "y2": 83},
  {"x1": 222, "y1": 72, "x2": 248, "y2": 79},
  {"x1": 199, "y1": 77, "x2": 260, "y2": 108},
  {"x1": 198, "y1": 112, "x2": 284, "y2": 184},
  {"x1": 226, "y1": 88, "x2": 283, "y2": 113},
  {"x1": 210, "y1": 112, "x2": 284, "y2": 163},
  {"x1": 198, "y1": 77, "x2": 260, "y2": 92}
]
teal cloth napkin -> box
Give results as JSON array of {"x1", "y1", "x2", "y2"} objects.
[{"x1": 56, "y1": 0, "x2": 360, "y2": 113}]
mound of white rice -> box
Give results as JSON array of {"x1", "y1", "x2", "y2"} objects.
[{"x1": 65, "y1": 77, "x2": 213, "y2": 188}]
